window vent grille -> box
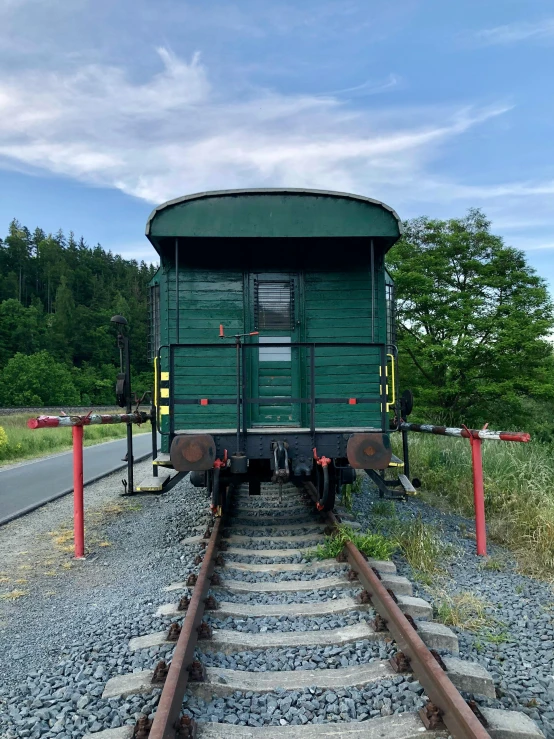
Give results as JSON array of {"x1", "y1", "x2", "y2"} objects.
[
  {"x1": 254, "y1": 280, "x2": 294, "y2": 331},
  {"x1": 148, "y1": 284, "x2": 161, "y2": 361}
]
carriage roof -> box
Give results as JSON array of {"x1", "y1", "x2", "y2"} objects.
[{"x1": 146, "y1": 189, "x2": 402, "y2": 265}]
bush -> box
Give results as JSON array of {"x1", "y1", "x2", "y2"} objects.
[{"x1": 1, "y1": 351, "x2": 80, "y2": 406}]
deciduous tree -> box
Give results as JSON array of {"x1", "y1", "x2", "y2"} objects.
[{"x1": 387, "y1": 209, "x2": 554, "y2": 426}]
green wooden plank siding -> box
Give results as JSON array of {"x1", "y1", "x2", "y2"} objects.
[
  {"x1": 155, "y1": 263, "x2": 388, "y2": 444},
  {"x1": 162, "y1": 267, "x2": 244, "y2": 433},
  {"x1": 304, "y1": 268, "x2": 386, "y2": 429}
]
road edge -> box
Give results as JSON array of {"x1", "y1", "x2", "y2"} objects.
[
  {"x1": 0, "y1": 450, "x2": 153, "y2": 527},
  {"x1": 0, "y1": 432, "x2": 151, "y2": 472}
]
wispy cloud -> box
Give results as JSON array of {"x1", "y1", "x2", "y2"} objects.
[
  {"x1": 410, "y1": 178, "x2": 554, "y2": 202},
  {"x1": 325, "y1": 73, "x2": 400, "y2": 98},
  {"x1": 474, "y1": 18, "x2": 554, "y2": 46},
  {"x1": 523, "y1": 243, "x2": 554, "y2": 251},
  {"x1": 0, "y1": 47, "x2": 510, "y2": 205}
]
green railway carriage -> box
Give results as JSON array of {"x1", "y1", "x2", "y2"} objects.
[{"x1": 146, "y1": 188, "x2": 401, "y2": 511}]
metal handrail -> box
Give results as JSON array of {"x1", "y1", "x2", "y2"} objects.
[{"x1": 156, "y1": 341, "x2": 396, "y2": 439}]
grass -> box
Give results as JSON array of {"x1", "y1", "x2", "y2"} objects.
[
  {"x1": 370, "y1": 500, "x2": 397, "y2": 518},
  {"x1": 0, "y1": 411, "x2": 148, "y2": 466},
  {"x1": 433, "y1": 589, "x2": 512, "y2": 646},
  {"x1": 479, "y1": 556, "x2": 505, "y2": 572},
  {"x1": 366, "y1": 498, "x2": 453, "y2": 582},
  {"x1": 486, "y1": 630, "x2": 511, "y2": 644},
  {"x1": 308, "y1": 524, "x2": 397, "y2": 561},
  {"x1": 434, "y1": 591, "x2": 492, "y2": 632},
  {"x1": 394, "y1": 433, "x2": 554, "y2": 578},
  {"x1": 0, "y1": 590, "x2": 28, "y2": 601},
  {"x1": 340, "y1": 471, "x2": 364, "y2": 511},
  {"x1": 389, "y1": 515, "x2": 453, "y2": 582},
  {"x1": 310, "y1": 507, "x2": 452, "y2": 586}
]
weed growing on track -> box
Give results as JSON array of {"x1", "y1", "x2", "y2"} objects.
[
  {"x1": 0, "y1": 412, "x2": 145, "y2": 466},
  {"x1": 308, "y1": 525, "x2": 397, "y2": 561},
  {"x1": 434, "y1": 591, "x2": 492, "y2": 631},
  {"x1": 479, "y1": 556, "x2": 506, "y2": 572},
  {"x1": 367, "y1": 500, "x2": 453, "y2": 581},
  {"x1": 396, "y1": 434, "x2": 554, "y2": 577},
  {"x1": 370, "y1": 500, "x2": 397, "y2": 518},
  {"x1": 340, "y1": 472, "x2": 364, "y2": 511},
  {"x1": 434, "y1": 590, "x2": 512, "y2": 645},
  {"x1": 390, "y1": 516, "x2": 453, "y2": 582}
]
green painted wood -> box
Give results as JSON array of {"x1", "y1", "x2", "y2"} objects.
[
  {"x1": 147, "y1": 190, "x2": 401, "y2": 242},
  {"x1": 154, "y1": 259, "x2": 391, "y2": 435},
  {"x1": 247, "y1": 272, "x2": 301, "y2": 426},
  {"x1": 162, "y1": 267, "x2": 245, "y2": 431},
  {"x1": 304, "y1": 268, "x2": 387, "y2": 428}
]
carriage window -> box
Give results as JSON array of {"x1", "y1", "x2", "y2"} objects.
[
  {"x1": 254, "y1": 280, "x2": 294, "y2": 330},
  {"x1": 259, "y1": 336, "x2": 292, "y2": 362}
]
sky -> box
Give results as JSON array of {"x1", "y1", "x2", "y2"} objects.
[{"x1": 0, "y1": 0, "x2": 553, "y2": 292}]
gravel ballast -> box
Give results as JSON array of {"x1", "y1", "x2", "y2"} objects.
[
  {"x1": 199, "y1": 640, "x2": 394, "y2": 673},
  {"x1": 183, "y1": 677, "x2": 427, "y2": 726},
  {"x1": 0, "y1": 464, "x2": 209, "y2": 738},
  {"x1": 1, "y1": 468, "x2": 550, "y2": 738},
  {"x1": 352, "y1": 480, "x2": 554, "y2": 738},
  {"x1": 204, "y1": 611, "x2": 371, "y2": 633}
]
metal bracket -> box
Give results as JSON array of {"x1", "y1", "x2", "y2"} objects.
[{"x1": 365, "y1": 469, "x2": 405, "y2": 499}]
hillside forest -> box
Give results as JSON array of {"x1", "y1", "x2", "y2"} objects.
[
  {"x1": 0, "y1": 220, "x2": 156, "y2": 407},
  {"x1": 0, "y1": 210, "x2": 553, "y2": 439}
]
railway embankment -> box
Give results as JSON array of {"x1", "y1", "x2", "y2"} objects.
[
  {"x1": 0, "y1": 472, "x2": 551, "y2": 738},
  {"x1": 353, "y1": 484, "x2": 554, "y2": 735}
]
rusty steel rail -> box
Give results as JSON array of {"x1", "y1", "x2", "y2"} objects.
[
  {"x1": 149, "y1": 515, "x2": 223, "y2": 739},
  {"x1": 304, "y1": 482, "x2": 491, "y2": 739}
]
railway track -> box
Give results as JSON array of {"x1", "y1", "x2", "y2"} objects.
[{"x1": 88, "y1": 484, "x2": 543, "y2": 739}]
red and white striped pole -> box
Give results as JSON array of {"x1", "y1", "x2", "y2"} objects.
[
  {"x1": 464, "y1": 426, "x2": 487, "y2": 556},
  {"x1": 28, "y1": 411, "x2": 150, "y2": 558},
  {"x1": 399, "y1": 422, "x2": 530, "y2": 443},
  {"x1": 72, "y1": 425, "x2": 85, "y2": 558},
  {"x1": 400, "y1": 421, "x2": 530, "y2": 556},
  {"x1": 28, "y1": 412, "x2": 148, "y2": 429}
]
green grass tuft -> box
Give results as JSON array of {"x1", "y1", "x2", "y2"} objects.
[
  {"x1": 389, "y1": 515, "x2": 452, "y2": 580},
  {"x1": 434, "y1": 591, "x2": 492, "y2": 632},
  {"x1": 479, "y1": 556, "x2": 505, "y2": 572},
  {"x1": 370, "y1": 500, "x2": 397, "y2": 518},
  {"x1": 308, "y1": 524, "x2": 397, "y2": 561}
]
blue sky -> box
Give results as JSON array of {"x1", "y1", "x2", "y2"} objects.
[{"x1": 0, "y1": 0, "x2": 553, "y2": 293}]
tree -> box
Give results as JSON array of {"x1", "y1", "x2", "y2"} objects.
[
  {"x1": 50, "y1": 275, "x2": 76, "y2": 358},
  {"x1": 0, "y1": 351, "x2": 80, "y2": 406},
  {"x1": 0, "y1": 299, "x2": 44, "y2": 367},
  {"x1": 4, "y1": 220, "x2": 31, "y2": 303},
  {"x1": 387, "y1": 209, "x2": 554, "y2": 427}
]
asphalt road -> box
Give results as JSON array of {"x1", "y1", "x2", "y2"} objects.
[{"x1": 0, "y1": 433, "x2": 156, "y2": 525}]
